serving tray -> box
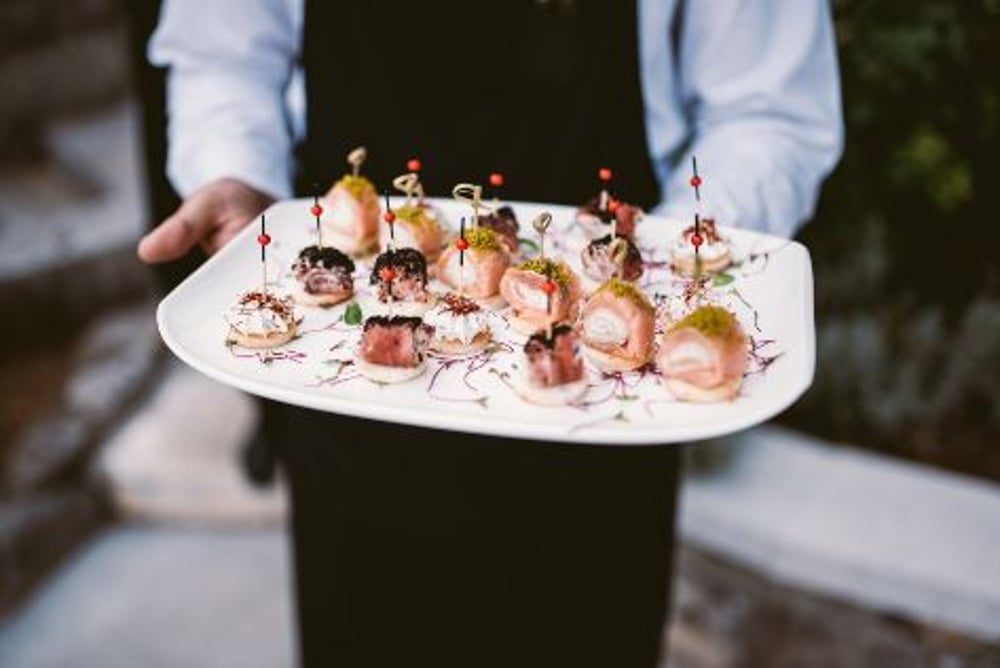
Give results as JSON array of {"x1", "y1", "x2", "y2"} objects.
[{"x1": 157, "y1": 198, "x2": 814, "y2": 445}]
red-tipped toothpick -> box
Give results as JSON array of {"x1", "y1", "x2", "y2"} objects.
[
  {"x1": 383, "y1": 191, "x2": 396, "y2": 250},
  {"x1": 689, "y1": 156, "x2": 705, "y2": 268},
  {"x1": 489, "y1": 172, "x2": 504, "y2": 203},
  {"x1": 379, "y1": 264, "x2": 396, "y2": 317},
  {"x1": 542, "y1": 278, "x2": 557, "y2": 340},
  {"x1": 598, "y1": 167, "x2": 613, "y2": 212},
  {"x1": 310, "y1": 193, "x2": 324, "y2": 247},
  {"x1": 257, "y1": 215, "x2": 271, "y2": 293},
  {"x1": 407, "y1": 158, "x2": 424, "y2": 203}
]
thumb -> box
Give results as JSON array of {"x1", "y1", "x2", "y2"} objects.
[{"x1": 138, "y1": 200, "x2": 214, "y2": 264}]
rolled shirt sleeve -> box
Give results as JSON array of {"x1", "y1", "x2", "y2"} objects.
[
  {"x1": 650, "y1": 0, "x2": 844, "y2": 238},
  {"x1": 148, "y1": 0, "x2": 302, "y2": 199}
]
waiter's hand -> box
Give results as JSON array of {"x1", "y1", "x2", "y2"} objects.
[{"x1": 137, "y1": 178, "x2": 274, "y2": 263}]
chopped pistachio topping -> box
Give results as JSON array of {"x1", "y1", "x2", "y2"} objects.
[
  {"x1": 669, "y1": 305, "x2": 744, "y2": 342},
  {"x1": 464, "y1": 226, "x2": 501, "y2": 251},
  {"x1": 518, "y1": 258, "x2": 574, "y2": 287},
  {"x1": 598, "y1": 277, "x2": 654, "y2": 315},
  {"x1": 395, "y1": 204, "x2": 441, "y2": 231},
  {"x1": 336, "y1": 174, "x2": 375, "y2": 200}
]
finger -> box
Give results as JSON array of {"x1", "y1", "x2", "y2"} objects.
[
  {"x1": 137, "y1": 211, "x2": 203, "y2": 264},
  {"x1": 201, "y1": 224, "x2": 238, "y2": 256}
]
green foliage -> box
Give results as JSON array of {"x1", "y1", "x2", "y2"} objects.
[
  {"x1": 343, "y1": 301, "x2": 362, "y2": 325},
  {"x1": 786, "y1": 1, "x2": 1000, "y2": 478}
]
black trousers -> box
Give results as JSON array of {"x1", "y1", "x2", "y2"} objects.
[{"x1": 273, "y1": 404, "x2": 680, "y2": 668}]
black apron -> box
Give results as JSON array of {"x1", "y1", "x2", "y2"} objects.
[
  {"x1": 299, "y1": 0, "x2": 659, "y2": 207},
  {"x1": 276, "y1": 2, "x2": 679, "y2": 666}
]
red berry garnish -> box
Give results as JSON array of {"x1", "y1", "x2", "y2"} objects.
[
  {"x1": 691, "y1": 234, "x2": 704, "y2": 248},
  {"x1": 489, "y1": 172, "x2": 504, "y2": 187},
  {"x1": 455, "y1": 238, "x2": 470, "y2": 251},
  {"x1": 310, "y1": 204, "x2": 323, "y2": 217},
  {"x1": 383, "y1": 211, "x2": 396, "y2": 223},
  {"x1": 541, "y1": 280, "x2": 558, "y2": 295},
  {"x1": 407, "y1": 158, "x2": 421, "y2": 172},
  {"x1": 598, "y1": 168, "x2": 612, "y2": 182},
  {"x1": 689, "y1": 175, "x2": 702, "y2": 188},
  {"x1": 379, "y1": 267, "x2": 396, "y2": 282},
  {"x1": 607, "y1": 199, "x2": 621, "y2": 214},
  {"x1": 257, "y1": 233, "x2": 271, "y2": 246}
]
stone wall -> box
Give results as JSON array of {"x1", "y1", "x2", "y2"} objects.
[
  {"x1": 0, "y1": 0, "x2": 131, "y2": 166},
  {"x1": 668, "y1": 546, "x2": 1000, "y2": 668}
]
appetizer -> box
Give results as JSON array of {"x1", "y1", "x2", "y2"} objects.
[
  {"x1": 321, "y1": 148, "x2": 380, "y2": 256},
  {"x1": 370, "y1": 247, "x2": 435, "y2": 317},
  {"x1": 671, "y1": 216, "x2": 732, "y2": 275},
  {"x1": 580, "y1": 234, "x2": 643, "y2": 284},
  {"x1": 576, "y1": 197, "x2": 642, "y2": 240},
  {"x1": 225, "y1": 291, "x2": 298, "y2": 349},
  {"x1": 499, "y1": 258, "x2": 581, "y2": 335},
  {"x1": 477, "y1": 205, "x2": 520, "y2": 255},
  {"x1": 379, "y1": 203, "x2": 445, "y2": 263},
  {"x1": 576, "y1": 168, "x2": 642, "y2": 239},
  {"x1": 657, "y1": 305, "x2": 748, "y2": 401},
  {"x1": 519, "y1": 324, "x2": 588, "y2": 406},
  {"x1": 436, "y1": 226, "x2": 510, "y2": 309},
  {"x1": 424, "y1": 292, "x2": 493, "y2": 355},
  {"x1": 290, "y1": 245, "x2": 355, "y2": 307},
  {"x1": 578, "y1": 278, "x2": 655, "y2": 372},
  {"x1": 478, "y1": 172, "x2": 520, "y2": 254},
  {"x1": 356, "y1": 315, "x2": 434, "y2": 383}
]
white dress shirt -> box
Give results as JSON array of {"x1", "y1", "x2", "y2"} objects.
[{"x1": 150, "y1": 0, "x2": 843, "y2": 238}]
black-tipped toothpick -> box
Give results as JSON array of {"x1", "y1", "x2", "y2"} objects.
[
  {"x1": 690, "y1": 155, "x2": 702, "y2": 203},
  {"x1": 459, "y1": 217, "x2": 466, "y2": 267}
]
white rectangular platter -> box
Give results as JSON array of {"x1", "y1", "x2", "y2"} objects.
[{"x1": 157, "y1": 197, "x2": 814, "y2": 445}]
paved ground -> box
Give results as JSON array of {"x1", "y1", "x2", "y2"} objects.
[{"x1": 0, "y1": 526, "x2": 295, "y2": 668}]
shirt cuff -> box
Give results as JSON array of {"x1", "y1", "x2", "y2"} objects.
[{"x1": 168, "y1": 136, "x2": 294, "y2": 201}]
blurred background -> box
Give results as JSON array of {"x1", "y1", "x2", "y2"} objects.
[{"x1": 0, "y1": 1, "x2": 998, "y2": 667}]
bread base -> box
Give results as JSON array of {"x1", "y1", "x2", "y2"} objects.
[
  {"x1": 290, "y1": 281, "x2": 353, "y2": 307},
  {"x1": 671, "y1": 251, "x2": 732, "y2": 276},
  {"x1": 227, "y1": 323, "x2": 297, "y2": 349},
  {"x1": 664, "y1": 376, "x2": 741, "y2": 402},
  {"x1": 355, "y1": 358, "x2": 426, "y2": 384},
  {"x1": 516, "y1": 377, "x2": 588, "y2": 407},
  {"x1": 474, "y1": 294, "x2": 507, "y2": 311},
  {"x1": 581, "y1": 344, "x2": 648, "y2": 373},
  {"x1": 505, "y1": 310, "x2": 558, "y2": 336},
  {"x1": 431, "y1": 330, "x2": 492, "y2": 356}
]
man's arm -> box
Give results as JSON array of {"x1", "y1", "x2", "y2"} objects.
[
  {"x1": 655, "y1": 0, "x2": 844, "y2": 238},
  {"x1": 138, "y1": 0, "x2": 301, "y2": 262}
]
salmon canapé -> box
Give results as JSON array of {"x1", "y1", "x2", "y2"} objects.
[
  {"x1": 657, "y1": 305, "x2": 748, "y2": 401},
  {"x1": 436, "y1": 227, "x2": 509, "y2": 300},
  {"x1": 578, "y1": 279, "x2": 655, "y2": 371},
  {"x1": 499, "y1": 259, "x2": 581, "y2": 333},
  {"x1": 379, "y1": 204, "x2": 444, "y2": 262},
  {"x1": 322, "y1": 176, "x2": 380, "y2": 256}
]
